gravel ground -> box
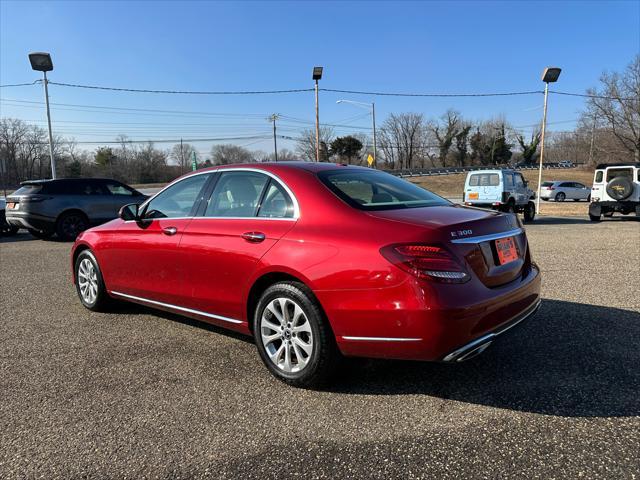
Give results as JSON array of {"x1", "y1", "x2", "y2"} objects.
[{"x1": 1, "y1": 217, "x2": 639, "y2": 479}]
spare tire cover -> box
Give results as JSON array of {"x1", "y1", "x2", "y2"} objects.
[{"x1": 606, "y1": 176, "x2": 634, "y2": 200}]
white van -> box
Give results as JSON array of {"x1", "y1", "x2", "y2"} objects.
[{"x1": 463, "y1": 169, "x2": 536, "y2": 222}]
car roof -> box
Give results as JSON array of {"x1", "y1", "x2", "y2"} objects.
[
  {"x1": 595, "y1": 162, "x2": 640, "y2": 169},
  {"x1": 197, "y1": 161, "x2": 370, "y2": 175},
  {"x1": 467, "y1": 169, "x2": 515, "y2": 174},
  {"x1": 20, "y1": 177, "x2": 122, "y2": 186}
]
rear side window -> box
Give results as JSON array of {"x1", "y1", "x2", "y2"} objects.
[
  {"x1": 318, "y1": 169, "x2": 448, "y2": 211},
  {"x1": 205, "y1": 172, "x2": 268, "y2": 217},
  {"x1": 541, "y1": 182, "x2": 554, "y2": 187},
  {"x1": 103, "y1": 181, "x2": 136, "y2": 196},
  {"x1": 606, "y1": 168, "x2": 632, "y2": 181},
  {"x1": 469, "y1": 173, "x2": 500, "y2": 187},
  {"x1": 595, "y1": 171, "x2": 603, "y2": 183},
  {"x1": 257, "y1": 181, "x2": 294, "y2": 218},
  {"x1": 504, "y1": 174, "x2": 514, "y2": 188},
  {"x1": 559, "y1": 182, "x2": 573, "y2": 188},
  {"x1": 12, "y1": 184, "x2": 43, "y2": 195}
]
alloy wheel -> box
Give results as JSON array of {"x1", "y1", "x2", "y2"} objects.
[
  {"x1": 77, "y1": 258, "x2": 98, "y2": 305},
  {"x1": 260, "y1": 297, "x2": 313, "y2": 373},
  {"x1": 61, "y1": 214, "x2": 87, "y2": 239}
]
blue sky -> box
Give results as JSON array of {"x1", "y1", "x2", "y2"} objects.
[{"x1": 1, "y1": 0, "x2": 638, "y2": 157}]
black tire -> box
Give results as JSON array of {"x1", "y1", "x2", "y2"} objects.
[
  {"x1": 253, "y1": 281, "x2": 340, "y2": 388},
  {"x1": 56, "y1": 211, "x2": 89, "y2": 241},
  {"x1": 555, "y1": 192, "x2": 566, "y2": 202},
  {"x1": 504, "y1": 200, "x2": 516, "y2": 214},
  {"x1": 28, "y1": 228, "x2": 54, "y2": 239},
  {"x1": 523, "y1": 202, "x2": 536, "y2": 223},
  {"x1": 74, "y1": 249, "x2": 112, "y2": 312},
  {"x1": 603, "y1": 212, "x2": 614, "y2": 217},
  {"x1": 606, "y1": 176, "x2": 633, "y2": 201},
  {"x1": 587, "y1": 194, "x2": 591, "y2": 202},
  {"x1": 589, "y1": 213, "x2": 601, "y2": 222}
]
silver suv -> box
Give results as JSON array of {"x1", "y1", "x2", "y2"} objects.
[{"x1": 5, "y1": 178, "x2": 146, "y2": 240}]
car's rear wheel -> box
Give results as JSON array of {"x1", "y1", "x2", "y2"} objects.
[
  {"x1": 589, "y1": 213, "x2": 601, "y2": 222},
  {"x1": 28, "y1": 228, "x2": 54, "y2": 239},
  {"x1": 523, "y1": 202, "x2": 536, "y2": 223},
  {"x1": 57, "y1": 211, "x2": 89, "y2": 241},
  {"x1": 253, "y1": 281, "x2": 340, "y2": 388},
  {"x1": 555, "y1": 192, "x2": 566, "y2": 202},
  {"x1": 604, "y1": 212, "x2": 614, "y2": 217},
  {"x1": 75, "y1": 250, "x2": 112, "y2": 311}
]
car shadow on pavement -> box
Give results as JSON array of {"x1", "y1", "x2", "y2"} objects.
[
  {"x1": 535, "y1": 216, "x2": 639, "y2": 225},
  {"x1": 331, "y1": 299, "x2": 640, "y2": 418},
  {"x1": 0, "y1": 232, "x2": 39, "y2": 243}
]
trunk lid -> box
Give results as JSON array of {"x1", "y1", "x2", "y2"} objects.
[{"x1": 371, "y1": 205, "x2": 529, "y2": 287}]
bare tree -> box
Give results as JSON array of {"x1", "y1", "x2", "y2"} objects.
[
  {"x1": 378, "y1": 113, "x2": 426, "y2": 169},
  {"x1": 431, "y1": 110, "x2": 461, "y2": 166},
  {"x1": 517, "y1": 131, "x2": 541, "y2": 164},
  {"x1": 210, "y1": 144, "x2": 254, "y2": 165},
  {"x1": 295, "y1": 127, "x2": 334, "y2": 161},
  {"x1": 585, "y1": 55, "x2": 640, "y2": 161},
  {"x1": 170, "y1": 142, "x2": 198, "y2": 173}
]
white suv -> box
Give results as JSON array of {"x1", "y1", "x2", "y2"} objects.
[{"x1": 589, "y1": 163, "x2": 640, "y2": 221}]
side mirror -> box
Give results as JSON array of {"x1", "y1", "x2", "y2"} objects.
[{"x1": 119, "y1": 203, "x2": 140, "y2": 221}]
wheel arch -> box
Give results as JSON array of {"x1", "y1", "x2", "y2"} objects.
[
  {"x1": 245, "y1": 269, "x2": 327, "y2": 334},
  {"x1": 56, "y1": 208, "x2": 89, "y2": 225},
  {"x1": 71, "y1": 242, "x2": 92, "y2": 284}
]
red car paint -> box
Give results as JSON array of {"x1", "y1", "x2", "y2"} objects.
[{"x1": 72, "y1": 162, "x2": 540, "y2": 362}]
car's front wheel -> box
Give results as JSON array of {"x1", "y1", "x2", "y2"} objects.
[
  {"x1": 253, "y1": 281, "x2": 340, "y2": 388},
  {"x1": 75, "y1": 250, "x2": 112, "y2": 311}
]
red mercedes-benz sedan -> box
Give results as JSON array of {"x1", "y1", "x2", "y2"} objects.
[{"x1": 71, "y1": 162, "x2": 540, "y2": 387}]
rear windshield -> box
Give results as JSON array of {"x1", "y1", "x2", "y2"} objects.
[
  {"x1": 318, "y1": 169, "x2": 449, "y2": 211},
  {"x1": 541, "y1": 182, "x2": 554, "y2": 187},
  {"x1": 469, "y1": 173, "x2": 500, "y2": 186},
  {"x1": 12, "y1": 184, "x2": 43, "y2": 195},
  {"x1": 606, "y1": 168, "x2": 633, "y2": 182}
]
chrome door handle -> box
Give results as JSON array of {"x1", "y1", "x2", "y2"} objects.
[
  {"x1": 163, "y1": 226, "x2": 178, "y2": 236},
  {"x1": 241, "y1": 231, "x2": 266, "y2": 243}
]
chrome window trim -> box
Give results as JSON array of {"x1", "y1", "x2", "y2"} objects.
[
  {"x1": 110, "y1": 290, "x2": 243, "y2": 324},
  {"x1": 450, "y1": 227, "x2": 523, "y2": 244},
  {"x1": 122, "y1": 216, "x2": 296, "y2": 224},
  {"x1": 139, "y1": 167, "x2": 300, "y2": 220},
  {"x1": 340, "y1": 336, "x2": 423, "y2": 342}
]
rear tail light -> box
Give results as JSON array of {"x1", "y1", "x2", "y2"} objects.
[{"x1": 380, "y1": 244, "x2": 470, "y2": 284}]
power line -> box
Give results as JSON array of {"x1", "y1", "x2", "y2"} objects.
[
  {"x1": 0, "y1": 81, "x2": 39, "y2": 88},
  {"x1": 549, "y1": 90, "x2": 637, "y2": 101},
  {"x1": 321, "y1": 88, "x2": 544, "y2": 98},
  {"x1": 48, "y1": 81, "x2": 314, "y2": 95}
]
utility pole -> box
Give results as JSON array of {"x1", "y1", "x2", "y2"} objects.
[
  {"x1": 269, "y1": 114, "x2": 279, "y2": 161},
  {"x1": 371, "y1": 102, "x2": 377, "y2": 167},
  {"x1": 588, "y1": 115, "x2": 596, "y2": 165},
  {"x1": 28, "y1": 53, "x2": 56, "y2": 179},
  {"x1": 312, "y1": 67, "x2": 323, "y2": 162}
]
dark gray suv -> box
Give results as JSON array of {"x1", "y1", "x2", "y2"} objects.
[{"x1": 5, "y1": 178, "x2": 146, "y2": 240}]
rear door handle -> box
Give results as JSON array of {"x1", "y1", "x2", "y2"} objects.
[
  {"x1": 241, "y1": 231, "x2": 266, "y2": 243},
  {"x1": 163, "y1": 226, "x2": 178, "y2": 236}
]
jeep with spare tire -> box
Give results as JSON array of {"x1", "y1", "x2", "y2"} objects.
[{"x1": 589, "y1": 163, "x2": 640, "y2": 221}]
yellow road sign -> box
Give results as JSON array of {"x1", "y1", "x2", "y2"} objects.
[{"x1": 367, "y1": 154, "x2": 374, "y2": 166}]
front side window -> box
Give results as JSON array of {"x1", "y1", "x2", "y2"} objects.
[
  {"x1": 205, "y1": 172, "x2": 268, "y2": 217},
  {"x1": 514, "y1": 174, "x2": 525, "y2": 187},
  {"x1": 144, "y1": 174, "x2": 209, "y2": 219},
  {"x1": 469, "y1": 173, "x2": 500, "y2": 187},
  {"x1": 318, "y1": 169, "x2": 449, "y2": 211}
]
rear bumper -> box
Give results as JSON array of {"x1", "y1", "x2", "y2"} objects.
[
  {"x1": 441, "y1": 298, "x2": 541, "y2": 362},
  {"x1": 5, "y1": 212, "x2": 55, "y2": 231},
  {"x1": 590, "y1": 201, "x2": 640, "y2": 215},
  {"x1": 323, "y1": 263, "x2": 541, "y2": 361}
]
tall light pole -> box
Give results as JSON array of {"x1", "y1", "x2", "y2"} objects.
[
  {"x1": 536, "y1": 66, "x2": 561, "y2": 214},
  {"x1": 29, "y1": 52, "x2": 56, "y2": 179},
  {"x1": 312, "y1": 67, "x2": 323, "y2": 162},
  {"x1": 268, "y1": 114, "x2": 279, "y2": 161},
  {"x1": 336, "y1": 99, "x2": 377, "y2": 167}
]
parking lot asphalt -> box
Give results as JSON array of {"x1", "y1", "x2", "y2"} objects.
[{"x1": 1, "y1": 217, "x2": 639, "y2": 479}]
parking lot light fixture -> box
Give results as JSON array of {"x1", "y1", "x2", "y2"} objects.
[
  {"x1": 536, "y1": 66, "x2": 562, "y2": 214},
  {"x1": 312, "y1": 67, "x2": 323, "y2": 162},
  {"x1": 29, "y1": 52, "x2": 57, "y2": 179}
]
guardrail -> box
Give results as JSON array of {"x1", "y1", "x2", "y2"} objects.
[{"x1": 387, "y1": 163, "x2": 577, "y2": 178}]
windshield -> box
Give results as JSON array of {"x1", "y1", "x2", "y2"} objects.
[{"x1": 318, "y1": 169, "x2": 449, "y2": 211}]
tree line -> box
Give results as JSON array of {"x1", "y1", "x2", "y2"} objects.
[{"x1": 1, "y1": 56, "x2": 637, "y2": 187}]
